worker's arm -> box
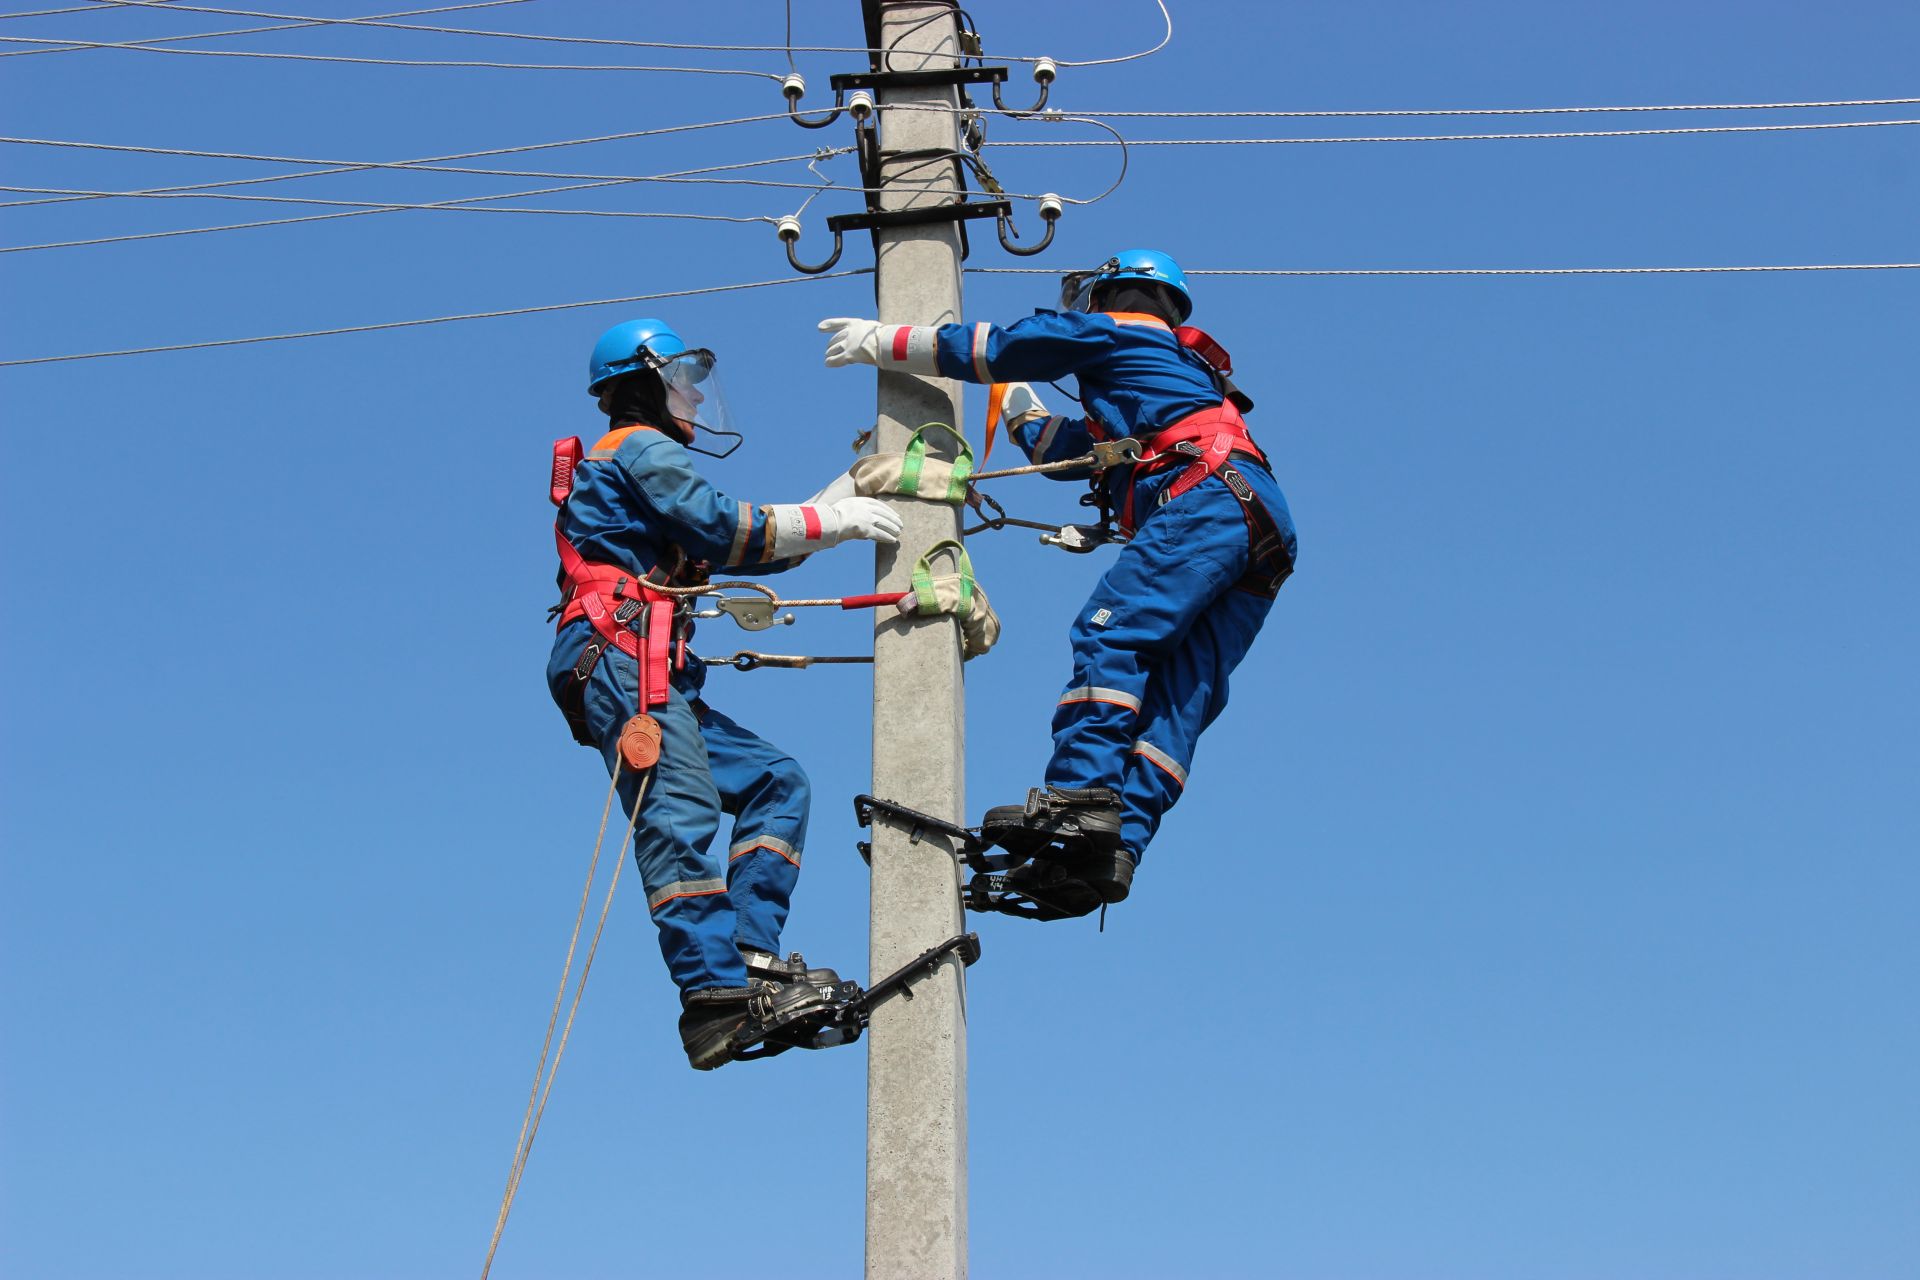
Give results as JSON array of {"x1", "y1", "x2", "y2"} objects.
[
  {"x1": 619, "y1": 433, "x2": 899, "y2": 571},
  {"x1": 821, "y1": 310, "x2": 1113, "y2": 385},
  {"x1": 1002, "y1": 382, "x2": 1096, "y2": 481}
]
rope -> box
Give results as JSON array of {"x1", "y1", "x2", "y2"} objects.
[
  {"x1": 0, "y1": 269, "x2": 871, "y2": 367},
  {"x1": 969, "y1": 263, "x2": 1920, "y2": 277},
  {"x1": 987, "y1": 118, "x2": 1920, "y2": 146},
  {"x1": 480, "y1": 765, "x2": 648, "y2": 1280},
  {"x1": 0, "y1": 32, "x2": 786, "y2": 75},
  {"x1": 705, "y1": 651, "x2": 874, "y2": 670}
]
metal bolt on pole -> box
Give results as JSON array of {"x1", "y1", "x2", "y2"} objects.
[{"x1": 864, "y1": 3, "x2": 970, "y2": 1278}]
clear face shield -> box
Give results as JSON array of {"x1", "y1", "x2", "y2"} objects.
[
  {"x1": 656, "y1": 348, "x2": 744, "y2": 459},
  {"x1": 1058, "y1": 257, "x2": 1122, "y2": 313}
]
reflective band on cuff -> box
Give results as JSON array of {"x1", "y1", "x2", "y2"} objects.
[
  {"x1": 1058, "y1": 685, "x2": 1142, "y2": 712},
  {"x1": 970, "y1": 323, "x2": 992, "y2": 383},
  {"x1": 730, "y1": 835, "x2": 800, "y2": 867},
  {"x1": 882, "y1": 326, "x2": 942, "y2": 374},
  {"x1": 727, "y1": 500, "x2": 752, "y2": 565},
  {"x1": 1132, "y1": 739, "x2": 1188, "y2": 787},
  {"x1": 1034, "y1": 415, "x2": 1064, "y2": 457},
  {"x1": 647, "y1": 878, "x2": 727, "y2": 911}
]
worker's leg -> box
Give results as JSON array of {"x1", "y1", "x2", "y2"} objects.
[
  {"x1": 1118, "y1": 585, "x2": 1274, "y2": 861},
  {"x1": 693, "y1": 699, "x2": 810, "y2": 957},
  {"x1": 548, "y1": 628, "x2": 748, "y2": 996},
  {"x1": 1044, "y1": 482, "x2": 1254, "y2": 796}
]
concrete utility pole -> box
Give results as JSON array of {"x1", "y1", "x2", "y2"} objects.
[{"x1": 865, "y1": 3, "x2": 970, "y2": 1278}]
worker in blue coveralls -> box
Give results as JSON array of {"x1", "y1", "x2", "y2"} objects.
[
  {"x1": 549, "y1": 318, "x2": 903, "y2": 1068},
  {"x1": 819, "y1": 250, "x2": 1296, "y2": 921}
]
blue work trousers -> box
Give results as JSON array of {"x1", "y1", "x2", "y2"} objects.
[
  {"x1": 548, "y1": 622, "x2": 810, "y2": 996},
  {"x1": 1045, "y1": 461, "x2": 1295, "y2": 860}
]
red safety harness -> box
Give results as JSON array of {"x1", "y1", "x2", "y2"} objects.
[
  {"x1": 549, "y1": 426, "x2": 697, "y2": 745},
  {"x1": 1100, "y1": 313, "x2": 1294, "y2": 597}
]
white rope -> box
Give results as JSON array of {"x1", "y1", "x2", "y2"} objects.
[
  {"x1": 0, "y1": 269, "x2": 871, "y2": 367},
  {"x1": 988, "y1": 118, "x2": 1920, "y2": 146},
  {"x1": 0, "y1": 31, "x2": 784, "y2": 75},
  {"x1": 969, "y1": 264, "x2": 1920, "y2": 277}
]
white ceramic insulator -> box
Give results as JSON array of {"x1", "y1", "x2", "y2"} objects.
[
  {"x1": 848, "y1": 90, "x2": 876, "y2": 120},
  {"x1": 1032, "y1": 57, "x2": 1058, "y2": 84},
  {"x1": 1037, "y1": 193, "x2": 1064, "y2": 221},
  {"x1": 782, "y1": 72, "x2": 806, "y2": 100},
  {"x1": 776, "y1": 215, "x2": 803, "y2": 242}
]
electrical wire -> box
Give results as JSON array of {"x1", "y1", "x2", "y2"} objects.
[
  {"x1": 0, "y1": 0, "x2": 536, "y2": 55},
  {"x1": 1050, "y1": 0, "x2": 1170, "y2": 68},
  {"x1": 0, "y1": 32, "x2": 785, "y2": 75},
  {"x1": 0, "y1": 112, "x2": 799, "y2": 211},
  {"x1": 0, "y1": 154, "x2": 831, "y2": 253},
  {"x1": 969, "y1": 264, "x2": 1920, "y2": 277},
  {"x1": 0, "y1": 182, "x2": 783, "y2": 218},
  {"x1": 0, "y1": 269, "x2": 872, "y2": 368},
  {"x1": 987, "y1": 119, "x2": 1920, "y2": 146},
  {"x1": 1051, "y1": 97, "x2": 1920, "y2": 119}
]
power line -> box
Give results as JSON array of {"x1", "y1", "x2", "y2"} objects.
[
  {"x1": 0, "y1": 182, "x2": 781, "y2": 218},
  {"x1": 0, "y1": 0, "x2": 536, "y2": 55},
  {"x1": 0, "y1": 154, "x2": 830, "y2": 253},
  {"x1": 0, "y1": 32, "x2": 784, "y2": 74},
  {"x1": 0, "y1": 113, "x2": 799, "y2": 211},
  {"x1": 1033, "y1": 97, "x2": 1920, "y2": 119},
  {"x1": 0, "y1": 0, "x2": 1170, "y2": 65},
  {"x1": 0, "y1": 270, "x2": 872, "y2": 367},
  {"x1": 986, "y1": 118, "x2": 1920, "y2": 146},
  {"x1": 970, "y1": 263, "x2": 1920, "y2": 277}
]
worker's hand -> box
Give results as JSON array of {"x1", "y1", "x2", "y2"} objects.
[
  {"x1": 1000, "y1": 381, "x2": 1049, "y2": 427},
  {"x1": 827, "y1": 496, "x2": 903, "y2": 546},
  {"x1": 819, "y1": 316, "x2": 884, "y2": 368}
]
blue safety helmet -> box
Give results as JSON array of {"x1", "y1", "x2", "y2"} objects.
[
  {"x1": 1059, "y1": 248, "x2": 1193, "y2": 322},
  {"x1": 587, "y1": 317, "x2": 688, "y2": 395}
]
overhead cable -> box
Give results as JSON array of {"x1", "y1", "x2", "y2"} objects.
[
  {"x1": 0, "y1": 270, "x2": 872, "y2": 368},
  {"x1": 0, "y1": 113, "x2": 797, "y2": 211},
  {"x1": 0, "y1": 154, "x2": 827, "y2": 253},
  {"x1": 1039, "y1": 97, "x2": 1920, "y2": 119},
  {"x1": 969, "y1": 264, "x2": 1920, "y2": 277},
  {"x1": 0, "y1": 0, "x2": 536, "y2": 55},
  {"x1": 0, "y1": 0, "x2": 1168, "y2": 66},
  {"x1": 987, "y1": 118, "x2": 1920, "y2": 146},
  {"x1": 0, "y1": 32, "x2": 784, "y2": 75}
]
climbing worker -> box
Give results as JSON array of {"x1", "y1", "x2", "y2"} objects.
[
  {"x1": 818, "y1": 250, "x2": 1296, "y2": 920},
  {"x1": 549, "y1": 317, "x2": 903, "y2": 1067}
]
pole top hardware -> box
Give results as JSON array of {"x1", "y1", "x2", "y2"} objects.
[{"x1": 829, "y1": 65, "x2": 1009, "y2": 94}]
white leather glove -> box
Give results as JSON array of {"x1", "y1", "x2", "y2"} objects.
[
  {"x1": 819, "y1": 317, "x2": 942, "y2": 373},
  {"x1": 804, "y1": 466, "x2": 860, "y2": 506},
  {"x1": 1000, "y1": 381, "x2": 1049, "y2": 427},
  {"x1": 764, "y1": 496, "x2": 903, "y2": 557},
  {"x1": 827, "y1": 496, "x2": 903, "y2": 544}
]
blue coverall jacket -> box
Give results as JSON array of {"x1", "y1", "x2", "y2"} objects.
[
  {"x1": 930, "y1": 309, "x2": 1298, "y2": 861},
  {"x1": 548, "y1": 425, "x2": 812, "y2": 997}
]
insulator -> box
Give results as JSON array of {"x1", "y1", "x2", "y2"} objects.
[
  {"x1": 776, "y1": 215, "x2": 803, "y2": 243},
  {"x1": 1036, "y1": 193, "x2": 1064, "y2": 222},
  {"x1": 1031, "y1": 57, "x2": 1058, "y2": 85},
  {"x1": 847, "y1": 90, "x2": 876, "y2": 121},
  {"x1": 781, "y1": 72, "x2": 806, "y2": 101}
]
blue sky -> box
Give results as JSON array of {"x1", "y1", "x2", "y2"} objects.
[{"x1": 2, "y1": 2, "x2": 1916, "y2": 1277}]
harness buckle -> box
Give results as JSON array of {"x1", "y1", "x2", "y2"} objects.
[{"x1": 1088, "y1": 438, "x2": 1144, "y2": 470}]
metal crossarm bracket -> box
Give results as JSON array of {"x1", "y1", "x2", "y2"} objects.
[
  {"x1": 830, "y1": 66, "x2": 1009, "y2": 94},
  {"x1": 826, "y1": 198, "x2": 1011, "y2": 240}
]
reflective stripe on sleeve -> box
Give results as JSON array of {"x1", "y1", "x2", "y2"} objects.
[
  {"x1": 1131, "y1": 739, "x2": 1188, "y2": 787},
  {"x1": 1057, "y1": 685, "x2": 1142, "y2": 712},
  {"x1": 647, "y1": 877, "x2": 727, "y2": 911},
  {"x1": 726, "y1": 500, "x2": 752, "y2": 565},
  {"x1": 1034, "y1": 415, "x2": 1064, "y2": 457},
  {"x1": 730, "y1": 835, "x2": 800, "y2": 867},
  {"x1": 970, "y1": 322, "x2": 993, "y2": 382}
]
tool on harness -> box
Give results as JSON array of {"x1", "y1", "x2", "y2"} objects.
[
  {"x1": 964, "y1": 488, "x2": 1124, "y2": 554},
  {"x1": 704, "y1": 651, "x2": 874, "y2": 672},
  {"x1": 695, "y1": 596, "x2": 796, "y2": 632},
  {"x1": 617, "y1": 713, "x2": 662, "y2": 771}
]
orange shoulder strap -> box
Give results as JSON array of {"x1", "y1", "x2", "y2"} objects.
[
  {"x1": 1100, "y1": 311, "x2": 1173, "y2": 331},
  {"x1": 589, "y1": 424, "x2": 661, "y2": 456}
]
